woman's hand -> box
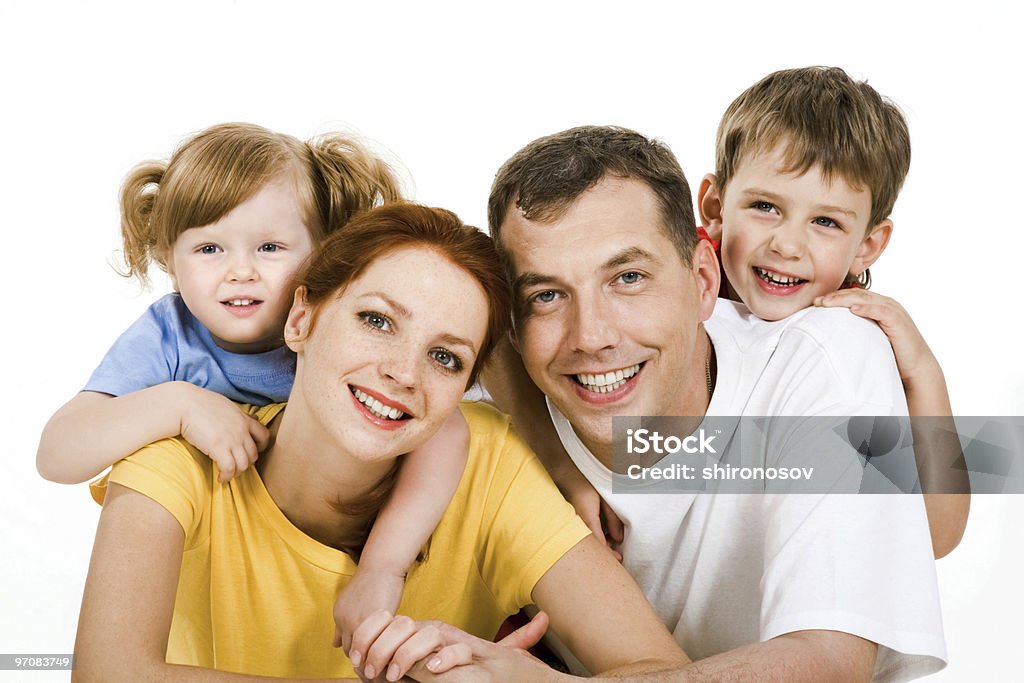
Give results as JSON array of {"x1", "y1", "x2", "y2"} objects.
[{"x1": 176, "y1": 383, "x2": 270, "y2": 482}]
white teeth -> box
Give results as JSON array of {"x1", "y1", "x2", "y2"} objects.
[
  {"x1": 754, "y1": 267, "x2": 804, "y2": 286},
  {"x1": 352, "y1": 388, "x2": 405, "y2": 420},
  {"x1": 226, "y1": 298, "x2": 255, "y2": 306},
  {"x1": 575, "y1": 364, "x2": 641, "y2": 392}
]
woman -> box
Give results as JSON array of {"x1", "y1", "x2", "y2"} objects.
[{"x1": 74, "y1": 204, "x2": 688, "y2": 681}]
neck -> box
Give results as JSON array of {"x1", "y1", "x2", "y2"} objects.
[{"x1": 257, "y1": 404, "x2": 398, "y2": 552}]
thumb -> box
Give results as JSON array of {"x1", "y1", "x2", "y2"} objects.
[
  {"x1": 249, "y1": 418, "x2": 271, "y2": 452},
  {"x1": 497, "y1": 610, "x2": 549, "y2": 651}
]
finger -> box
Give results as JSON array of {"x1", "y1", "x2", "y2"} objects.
[
  {"x1": 241, "y1": 432, "x2": 259, "y2": 466},
  {"x1": 364, "y1": 615, "x2": 417, "y2": 680},
  {"x1": 349, "y1": 609, "x2": 394, "y2": 671},
  {"x1": 496, "y1": 610, "x2": 548, "y2": 651},
  {"x1": 600, "y1": 498, "x2": 625, "y2": 544},
  {"x1": 580, "y1": 508, "x2": 607, "y2": 547},
  {"x1": 385, "y1": 624, "x2": 444, "y2": 681},
  {"x1": 422, "y1": 642, "x2": 473, "y2": 674},
  {"x1": 249, "y1": 418, "x2": 271, "y2": 452},
  {"x1": 214, "y1": 450, "x2": 236, "y2": 483},
  {"x1": 230, "y1": 444, "x2": 250, "y2": 477}
]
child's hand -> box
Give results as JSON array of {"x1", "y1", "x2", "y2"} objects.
[
  {"x1": 814, "y1": 290, "x2": 940, "y2": 384},
  {"x1": 176, "y1": 383, "x2": 270, "y2": 483},
  {"x1": 562, "y1": 473, "x2": 623, "y2": 562},
  {"x1": 333, "y1": 568, "x2": 405, "y2": 657}
]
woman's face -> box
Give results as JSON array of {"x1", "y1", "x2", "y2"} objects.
[{"x1": 286, "y1": 245, "x2": 489, "y2": 462}]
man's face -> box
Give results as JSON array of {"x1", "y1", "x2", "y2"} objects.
[{"x1": 502, "y1": 176, "x2": 717, "y2": 463}]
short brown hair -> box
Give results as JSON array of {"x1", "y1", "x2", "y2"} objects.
[
  {"x1": 120, "y1": 122, "x2": 402, "y2": 286},
  {"x1": 715, "y1": 66, "x2": 911, "y2": 228},
  {"x1": 295, "y1": 203, "x2": 511, "y2": 390},
  {"x1": 488, "y1": 125, "x2": 697, "y2": 262}
]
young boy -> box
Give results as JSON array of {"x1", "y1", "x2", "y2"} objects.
[{"x1": 698, "y1": 66, "x2": 967, "y2": 557}]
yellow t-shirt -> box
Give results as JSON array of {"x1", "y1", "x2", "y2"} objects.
[{"x1": 91, "y1": 401, "x2": 589, "y2": 679}]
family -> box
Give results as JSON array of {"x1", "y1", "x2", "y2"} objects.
[{"x1": 41, "y1": 67, "x2": 960, "y2": 681}]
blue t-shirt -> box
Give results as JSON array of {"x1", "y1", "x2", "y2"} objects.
[{"x1": 85, "y1": 294, "x2": 295, "y2": 405}]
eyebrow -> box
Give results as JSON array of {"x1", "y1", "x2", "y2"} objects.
[
  {"x1": 742, "y1": 188, "x2": 860, "y2": 219},
  {"x1": 357, "y1": 292, "x2": 478, "y2": 354}
]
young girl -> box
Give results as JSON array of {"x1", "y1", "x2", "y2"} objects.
[{"x1": 36, "y1": 122, "x2": 468, "y2": 649}]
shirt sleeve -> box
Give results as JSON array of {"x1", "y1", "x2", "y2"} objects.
[
  {"x1": 84, "y1": 298, "x2": 180, "y2": 396},
  {"x1": 94, "y1": 438, "x2": 211, "y2": 548},
  {"x1": 473, "y1": 413, "x2": 591, "y2": 613}
]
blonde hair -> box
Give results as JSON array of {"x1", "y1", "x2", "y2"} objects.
[
  {"x1": 119, "y1": 122, "x2": 402, "y2": 285},
  {"x1": 715, "y1": 66, "x2": 911, "y2": 229}
]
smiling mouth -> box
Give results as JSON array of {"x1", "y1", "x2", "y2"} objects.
[
  {"x1": 221, "y1": 298, "x2": 264, "y2": 307},
  {"x1": 350, "y1": 386, "x2": 411, "y2": 421},
  {"x1": 572, "y1": 363, "x2": 642, "y2": 393},
  {"x1": 753, "y1": 267, "x2": 807, "y2": 287}
]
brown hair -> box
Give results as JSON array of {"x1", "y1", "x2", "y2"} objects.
[
  {"x1": 295, "y1": 202, "x2": 511, "y2": 390},
  {"x1": 488, "y1": 125, "x2": 698, "y2": 263},
  {"x1": 119, "y1": 122, "x2": 402, "y2": 286},
  {"x1": 715, "y1": 66, "x2": 911, "y2": 229}
]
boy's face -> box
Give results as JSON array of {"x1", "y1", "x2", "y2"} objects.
[{"x1": 703, "y1": 145, "x2": 889, "y2": 321}]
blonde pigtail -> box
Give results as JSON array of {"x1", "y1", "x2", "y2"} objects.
[
  {"x1": 306, "y1": 133, "x2": 403, "y2": 237},
  {"x1": 119, "y1": 161, "x2": 168, "y2": 287}
]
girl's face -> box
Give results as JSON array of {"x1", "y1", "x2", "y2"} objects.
[
  {"x1": 167, "y1": 177, "x2": 314, "y2": 353},
  {"x1": 285, "y1": 245, "x2": 489, "y2": 462}
]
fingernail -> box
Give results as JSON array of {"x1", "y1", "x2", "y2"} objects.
[
  {"x1": 387, "y1": 663, "x2": 400, "y2": 681},
  {"x1": 349, "y1": 650, "x2": 361, "y2": 667},
  {"x1": 427, "y1": 656, "x2": 442, "y2": 672},
  {"x1": 364, "y1": 664, "x2": 376, "y2": 679}
]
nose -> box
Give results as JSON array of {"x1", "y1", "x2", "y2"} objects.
[
  {"x1": 226, "y1": 252, "x2": 258, "y2": 282},
  {"x1": 380, "y1": 343, "x2": 420, "y2": 389},
  {"x1": 768, "y1": 219, "x2": 806, "y2": 260},
  {"x1": 567, "y1": 292, "x2": 620, "y2": 355}
]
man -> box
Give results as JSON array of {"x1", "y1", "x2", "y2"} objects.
[{"x1": 482, "y1": 126, "x2": 947, "y2": 681}]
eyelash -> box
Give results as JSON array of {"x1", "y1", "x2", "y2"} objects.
[
  {"x1": 358, "y1": 311, "x2": 464, "y2": 374},
  {"x1": 194, "y1": 243, "x2": 284, "y2": 255}
]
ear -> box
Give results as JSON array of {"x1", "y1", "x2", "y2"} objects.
[
  {"x1": 283, "y1": 286, "x2": 313, "y2": 352},
  {"x1": 691, "y1": 238, "x2": 721, "y2": 322},
  {"x1": 164, "y1": 254, "x2": 179, "y2": 291},
  {"x1": 850, "y1": 219, "x2": 893, "y2": 277},
  {"x1": 697, "y1": 174, "x2": 724, "y2": 239}
]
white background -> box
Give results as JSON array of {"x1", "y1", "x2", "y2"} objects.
[{"x1": 1, "y1": 1, "x2": 1021, "y2": 680}]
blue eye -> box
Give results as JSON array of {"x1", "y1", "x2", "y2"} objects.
[
  {"x1": 618, "y1": 271, "x2": 643, "y2": 285},
  {"x1": 258, "y1": 243, "x2": 281, "y2": 252},
  {"x1": 429, "y1": 348, "x2": 463, "y2": 372},
  {"x1": 532, "y1": 290, "x2": 559, "y2": 304},
  {"x1": 813, "y1": 217, "x2": 841, "y2": 229},
  {"x1": 198, "y1": 244, "x2": 220, "y2": 255},
  {"x1": 359, "y1": 311, "x2": 392, "y2": 332}
]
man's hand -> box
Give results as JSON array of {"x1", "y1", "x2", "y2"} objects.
[{"x1": 176, "y1": 383, "x2": 269, "y2": 482}]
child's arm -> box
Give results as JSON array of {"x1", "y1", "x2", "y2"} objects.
[
  {"x1": 332, "y1": 408, "x2": 470, "y2": 659},
  {"x1": 482, "y1": 337, "x2": 624, "y2": 557},
  {"x1": 816, "y1": 289, "x2": 970, "y2": 558},
  {"x1": 37, "y1": 382, "x2": 270, "y2": 484}
]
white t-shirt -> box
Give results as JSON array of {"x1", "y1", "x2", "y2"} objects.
[{"x1": 548, "y1": 299, "x2": 947, "y2": 682}]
